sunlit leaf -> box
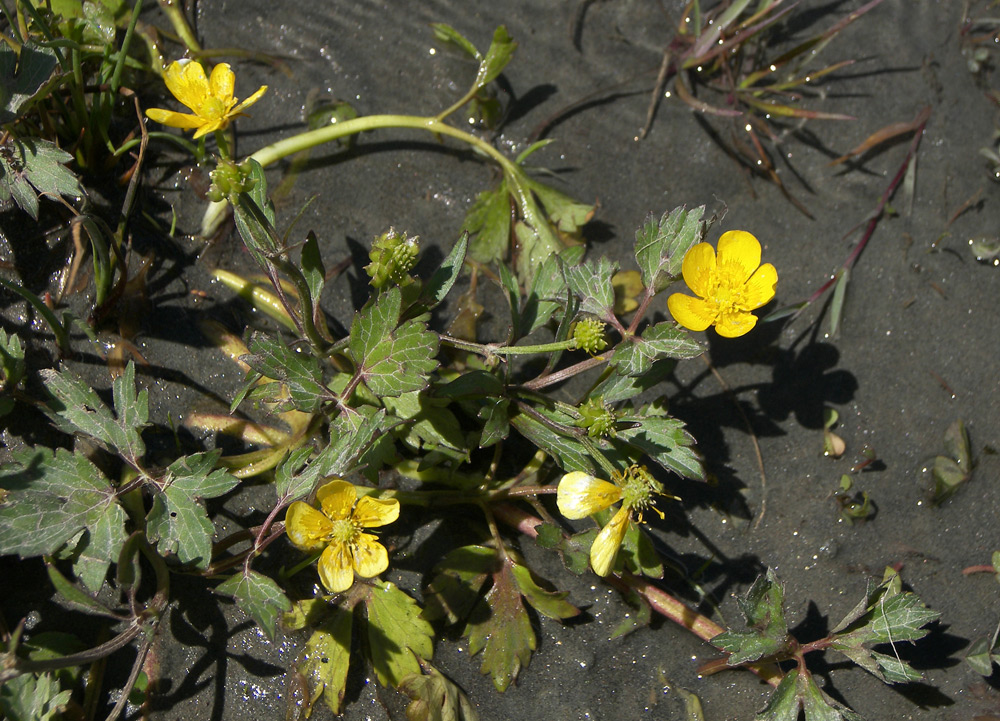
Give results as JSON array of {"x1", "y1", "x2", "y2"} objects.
[
  {"x1": 299, "y1": 604, "x2": 353, "y2": 715},
  {"x1": 217, "y1": 569, "x2": 292, "y2": 642},
  {"x1": 367, "y1": 581, "x2": 435, "y2": 687},
  {"x1": 634, "y1": 206, "x2": 706, "y2": 295},
  {"x1": 349, "y1": 286, "x2": 439, "y2": 397}
]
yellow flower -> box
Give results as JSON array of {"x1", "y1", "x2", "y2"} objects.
[
  {"x1": 145, "y1": 60, "x2": 268, "y2": 139},
  {"x1": 285, "y1": 479, "x2": 399, "y2": 593},
  {"x1": 556, "y1": 466, "x2": 663, "y2": 577},
  {"x1": 666, "y1": 230, "x2": 777, "y2": 338}
]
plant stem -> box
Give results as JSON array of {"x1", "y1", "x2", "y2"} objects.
[
  {"x1": 520, "y1": 354, "x2": 608, "y2": 391},
  {"x1": 201, "y1": 113, "x2": 541, "y2": 237},
  {"x1": 491, "y1": 503, "x2": 783, "y2": 687}
]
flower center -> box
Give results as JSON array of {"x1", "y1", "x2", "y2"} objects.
[
  {"x1": 707, "y1": 270, "x2": 748, "y2": 315},
  {"x1": 329, "y1": 518, "x2": 360, "y2": 546},
  {"x1": 199, "y1": 96, "x2": 227, "y2": 120},
  {"x1": 618, "y1": 465, "x2": 664, "y2": 520}
]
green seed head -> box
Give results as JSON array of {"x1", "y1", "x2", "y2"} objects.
[
  {"x1": 573, "y1": 318, "x2": 608, "y2": 355},
  {"x1": 366, "y1": 228, "x2": 420, "y2": 289},
  {"x1": 577, "y1": 397, "x2": 618, "y2": 438}
]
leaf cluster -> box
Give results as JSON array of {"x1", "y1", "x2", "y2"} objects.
[{"x1": 714, "y1": 569, "x2": 940, "y2": 720}]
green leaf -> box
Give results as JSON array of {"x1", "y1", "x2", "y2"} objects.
[
  {"x1": 753, "y1": 668, "x2": 800, "y2": 721},
  {"x1": 0, "y1": 43, "x2": 60, "y2": 123},
  {"x1": 423, "y1": 545, "x2": 497, "y2": 625},
  {"x1": 615, "y1": 410, "x2": 704, "y2": 481},
  {"x1": 216, "y1": 569, "x2": 291, "y2": 642},
  {"x1": 609, "y1": 587, "x2": 652, "y2": 639},
  {"x1": 436, "y1": 370, "x2": 504, "y2": 400},
  {"x1": 242, "y1": 332, "x2": 329, "y2": 412},
  {"x1": 317, "y1": 407, "x2": 390, "y2": 480},
  {"x1": 399, "y1": 663, "x2": 480, "y2": 721},
  {"x1": 610, "y1": 322, "x2": 703, "y2": 377},
  {"x1": 563, "y1": 256, "x2": 618, "y2": 323},
  {"x1": 965, "y1": 626, "x2": 1000, "y2": 677},
  {"x1": 525, "y1": 177, "x2": 593, "y2": 234},
  {"x1": 634, "y1": 206, "x2": 706, "y2": 295},
  {"x1": 475, "y1": 26, "x2": 517, "y2": 89},
  {"x1": 510, "y1": 408, "x2": 597, "y2": 475},
  {"x1": 146, "y1": 451, "x2": 239, "y2": 568},
  {"x1": 522, "y1": 247, "x2": 581, "y2": 335},
  {"x1": 533, "y1": 523, "x2": 594, "y2": 576},
  {"x1": 423, "y1": 233, "x2": 469, "y2": 310},
  {"x1": 0, "y1": 448, "x2": 125, "y2": 565},
  {"x1": 0, "y1": 328, "x2": 26, "y2": 388},
  {"x1": 830, "y1": 577, "x2": 940, "y2": 684},
  {"x1": 40, "y1": 361, "x2": 148, "y2": 463},
  {"x1": 478, "y1": 396, "x2": 510, "y2": 448},
  {"x1": 466, "y1": 559, "x2": 534, "y2": 692},
  {"x1": 510, "y1": 563, "x2": 579, "y2": 620},
  {"x1": 590, "y1": 358, "x2": 676, "y2": 404},
  {"x1": 273, "y1": 446, "x2": 317, "y2": 505},
  {"x1": 349, "y1": 286, "x2": 439, "y2": 397},
  {"x1": 383, "y1": 391, "x2": 467, "y2": 455},
  {"x1": 299, "y1": 604, "x2": 353, "y2": 715},
  {"x1": 45, "y1": 562, "x2": 121, "y2": 619},
  {"x1": 366, "y1": 580, "x2": 435, "y2": 687},
  {"x1": 713, "y1": 568, "x2": 791, "y2": 666},
  {"x1": 300, "y1": 231, "x2": 326, "y2": 319},
  {"x1": 497, "y1": 261, "x2": 521, "y2": 337},
  {"x1": 430, "y1": 23, "x2": 482, "y2": 61},
  {"x1": 463, "y1": 182, "x2": 510, "y2": 265},
  {"x1": 0, "y1": 671, "x2": 72, "y2": 721},
  {"x1": 943, "y1": 419, "x2": 971, "y2": 473}
]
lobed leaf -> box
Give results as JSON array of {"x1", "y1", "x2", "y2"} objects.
[
  {"x1": 40, "y1": 361, "x2": 148, "y2": 463},
  {"x1": 466, "y1": 560, "x2": 534, "y2": 692},
  {"x1": 0, "y1": 448, "x2": 125, "y2": 571},
  {"x1": 216, "y1": 569, "x2": 292, "y2": 642},
  {"x1": 563, "y1": 256, "x2": 618, "y2": 323},
  {"x1": 299, "y1": 604, "x2": 354, "y2": 715},
  {"x1": 349, "y1": 287, "x2": 439, "y2": 397},
  {"x1": 610, "y1": 322, "x2": 703, "y2": 377},
  {"x1": 367, "y1": 581, "x2": 435, "y2": 687},
  {"x1": 146, "y1": 451, "x2": 239, "y2": 568},
  {"x1": 634, "y1": 206, "x2": 706, "y2": 295}
]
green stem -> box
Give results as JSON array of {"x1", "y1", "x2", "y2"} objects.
[
  {"x1": 156, "y1": 0, "x2": 202, "y2": 54},
  {"x1": 201, "y1": 113, "x2": 537, "y2": 237},
  {"x1": 438, "y1": 333, "x2": 576, "y2": 358}
]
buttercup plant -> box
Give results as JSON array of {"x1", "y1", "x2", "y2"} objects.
[{"x1": 0, "y1": 10, "x2": 947, "y2": 721}]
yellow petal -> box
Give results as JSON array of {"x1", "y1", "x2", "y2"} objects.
[
  {"x1": 716, "y1": 231, "x2": 762, "y2": 285},
  {"x1": 590, "y1": 507, "x2": 629, "y2": 576},
  {"x1": 208, "y1": 63, "x2": 236, "y2": 102},
  {"x1": 317, "y1": 479, "x2": 356, "y2": 521},
  {"x1": 667, "y1": 292, "x2": 716, "y2": 332},
  {"x1": 318, "y1": 543, "x2": 354, "y2": 592},
  {"x1": 741, "y1": 262, "x2": 777, "y2": 311},
  {"x1": 285, "y1": 502, "x2": 332, "y2": 551},
  {"x1": 191, "y1": 119, "x2": 226, "y2": 139},
  {"x1": 353, "y1": 495, "x2": 400, "y2": 528},
  {"x1": 232, "y1": 85, "x2": 268, "y2": 115},
  {"x1": 714, "y1": 310, "x2": 758, "y2": 338},
  {"x1": 351, "y1": 533, "x2": 389, "y2": 578},
  {"x1": 556, "y1": 471, "x2": 621, "y2": 519},
  {"x1": 681, "y1": 242, "x2": 717, "y2": 298},
  {"x1": 165, "y1": 59, "x2": 209, "y2": 111},
  {"x1": 145, "y1": 108, "x2": 205, "y2": 130}
]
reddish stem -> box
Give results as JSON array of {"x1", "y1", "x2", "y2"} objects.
[{"x1": 491, "y1": 503, "x2": 783, "y2": 686}]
